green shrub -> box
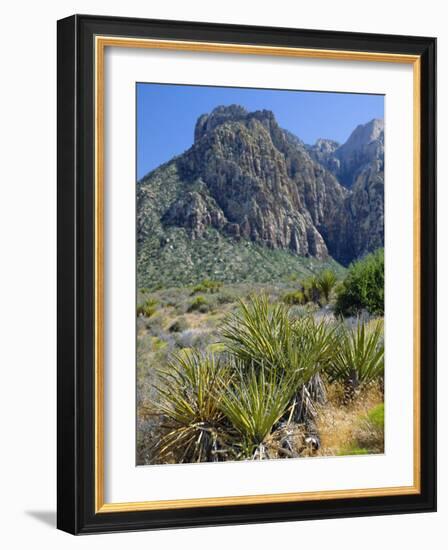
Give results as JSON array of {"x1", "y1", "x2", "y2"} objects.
[
  {"x1": 282, "y1": 290, "x2": 305, "y2": 306},
  {"x1": 151, "y1": 337, "x2": 167, "y2": 352},
  {"x1": 187, "y1": 295, "x2": 210, "y2": 313},
  {"x1": 137, "y1": 298, "x2": 158, "y2": 317},
  {"x1": 191, "y1": 279, "x2": 223, "y2": 295},
  {"x1": 366, "y1": 403, "x2": 385, "y2": 431},
  {"x1": 216, "y1": 292, "x2": 236, "y2": 305},
  {"x1": 335, "y1": 249, "x2": 384, "y2": 317},
  {"x1": 344, "y1": 403, "x2": 385, "y2": 455}
]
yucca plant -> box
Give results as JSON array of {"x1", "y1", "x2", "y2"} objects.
[
  {"x1": 221, "y1": 295, "x2": 293, "y2": 371},
  {"x1": 288, "y1": 316, "x2": 337, "y2": 420},
  {"x1": 219, "y1": 361, "x2": 296, "y2": 459},
  {"x1": 302, "y1": 276, "x2": 320, "y2": 303},
  {"x1": 151, "y1": 350, "x2": 233, "y2": 463},
  {"x1": 137, "y1": 297, "x2": 158, "y2": 317},
  {"x1": 316, "y1": 269, "x2": 337, "y2": 303},
  {"x1": 221, "y1": 295, "x2": 325, "y2": 381},
  {"x1": 292, "y1": 316, "x2": 336, "y2": 369},
  {"x1": 221, "y1": 296, "x2": 335, "y2": 425},
  {"x1": 328, "y1": 319, "x2": 384, "y2": 400}
]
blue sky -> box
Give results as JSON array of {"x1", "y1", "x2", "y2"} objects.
[{"x1": 137, "y1": 83, "x2": 384, "y2": 180}]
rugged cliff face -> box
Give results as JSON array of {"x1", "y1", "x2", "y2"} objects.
[
  {"x1": 306, "y1": 118, "x2": 385, "y2": 264},
  {"x1": 137, "y1": 105, "x2": 384, "y2": 284}
]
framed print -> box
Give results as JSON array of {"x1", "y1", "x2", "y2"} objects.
[{"x1": 57, "y1": 14, "x2": 436, "y2": 534}]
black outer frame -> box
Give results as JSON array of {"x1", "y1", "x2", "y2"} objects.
[{"x1": 57, "y1": 14, "x2": 437, "y2": 535}]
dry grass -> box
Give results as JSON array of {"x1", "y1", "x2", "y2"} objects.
[
  {"x1": 315, "y1": 382, "x2": 384, "y2": 456},
  {"x1": 263, "y1": 424, "x2": 307, "y2": 459}
]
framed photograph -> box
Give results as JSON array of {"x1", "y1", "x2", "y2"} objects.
[{"x1": 57, "y1": 14, "x2": 436, "y2": 534}]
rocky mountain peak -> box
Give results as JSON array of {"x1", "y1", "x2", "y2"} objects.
[
  {"x1": 338, "y1": 118, "x2": 384, "y2": 156},
  {"x1": 194, "y1": 104, "x2": 249, "y2": 142},
  {"x1": 137, "y1": 106, "x2": 384, "y2": 272},
  {"x1": 194, "y1": 104, "x2": 280, "y2": 143},
  {"x1": 335, "y1": 118, "x2": 384, "y2": 188}
]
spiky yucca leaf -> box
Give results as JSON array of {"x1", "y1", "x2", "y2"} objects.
[
  {"x1": 221, "y1": 295, "x2": 290, "y2": 369},
  {"x1": 219, "y1": 361, "x2": 296, "y2": 458},
  {"x1": 292, "y1": 316, "x2": 337, "y2": 370},
  {"x1": 221, "y1": 295, "x2": 328, "y2": 385},
  {"x1": 152, "y1": 350, "x2": 233, "y2": 463},
  {"x1": 328, "y1": 319, "x2": 384, "y2": 393}
]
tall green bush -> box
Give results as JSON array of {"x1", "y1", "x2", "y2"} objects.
[{"x1": 335, "y1": 249, "x2": 384, "y2": 317}]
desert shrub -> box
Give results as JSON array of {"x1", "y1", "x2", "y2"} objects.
[
  {"x1": 168, "y1": 317, "x2": 190, "y2": 333},
  {"x1": 341, "y1": 403, "x2": 385, "y2": 456},
  {"x1": 137, "y1": 298, "x2": 158, "y2": 317},
  {"x1": 187, "y1": 295, "x2": 210, "y2": 313},
  {"x1": 216, "y1": 291, "x2": 237, "y2": 305},
  {"x1": 143, "y1": 312, "x2": 164, "y2": 335},
  {"x1": 151, "y1": 336, "x2": 168, "y2": 352},
  {"x1": 359, "y1": 402, "x2": 385, "y2": 450},
  {"x1": 282, "y1": 290, "x2": 305, "y2": 306},
  {"x1": 316, "y1": 269, "x2": 337, "y2": 302},
  {"x1": 366, "y1": 403, "x2": 384, "y2": 431},
  {"x1": 175, "y1": 328, "x2": 215, "y2": 351},
  {"x1": 191, "y1": 279, "x2": 223, "y2": 295},
  {"x1": 327, "y1": 319, "x2": 384, "y2": 399},
  {"x1": 151, "y1": 351, "x2": 233, "y2": 463},
  {"x1": 335, "y1": 249, "x2": 384, "y2": 317}
]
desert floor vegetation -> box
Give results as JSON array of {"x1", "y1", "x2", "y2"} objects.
[{"x1": 137, "y1": 251, "x2": 385, "y2": 465}]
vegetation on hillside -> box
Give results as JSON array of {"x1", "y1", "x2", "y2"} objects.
[{"x1": 137, "y1": 226, "x2": 346, "y2": 289}]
